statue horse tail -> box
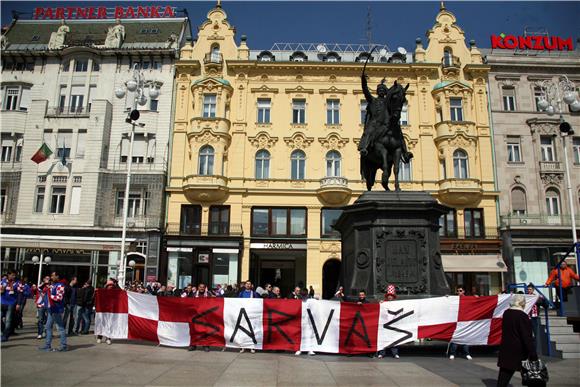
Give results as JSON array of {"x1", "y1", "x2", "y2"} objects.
[{"x1": 360, "y1": 155, "x2": 378, "y2": 191}]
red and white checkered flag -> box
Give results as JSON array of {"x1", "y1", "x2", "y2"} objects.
[{"x1": 95, "y1": 290, "x2": 537, "y2": 353}]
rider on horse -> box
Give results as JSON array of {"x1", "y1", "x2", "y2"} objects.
[{"x1": 358, "y1": 74, "x2": 413, "y2": 164}]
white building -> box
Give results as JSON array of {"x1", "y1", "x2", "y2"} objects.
[
  {"x1": 0, "y1": 14, "x2": 189, "y2": 285},
  {"x1": 483, "y1": 46, "x2": 580, "y2": 285}
]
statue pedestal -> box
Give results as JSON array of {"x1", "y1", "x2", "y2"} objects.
[{"x1": 334, "y1": 191, "x2": 450, "y2": 300}]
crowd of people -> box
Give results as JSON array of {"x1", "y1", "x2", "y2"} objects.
[
  {"x1": 0, "y1": 268, "x2": 561, "y2": 385},
  {"x1": 1, "y1": 270, "x2": 94, "y2": 351}
]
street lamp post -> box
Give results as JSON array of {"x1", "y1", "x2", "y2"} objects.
[
  {"x1": 114, "y1": 64, "x2": 159, "y2": 287},
  {"x1": 537, "y1": 75, "x2": 580, "y2": 274},
  {"x1": 32, "y1": 253, "x2": 52, "y2": 287}
]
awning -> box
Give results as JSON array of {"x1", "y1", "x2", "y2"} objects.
[
  {"x1": 0, "y1": 234, "x2": 135, "y2": 251},
  {"x1": 442, "y1": 254, "x2": 507, "y2": 272}
]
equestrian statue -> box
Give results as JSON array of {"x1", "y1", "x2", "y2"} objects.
[{"x1": 358, "y1": 48, "x2": 413, "y2": 191}]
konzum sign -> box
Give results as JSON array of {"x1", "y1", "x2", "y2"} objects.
[
  {"x1": 491, "y1": 34, "x2": 574, "y2": 51},
  {"x1": 33, "y1": 6, "x2": 176, "y2": 20}
]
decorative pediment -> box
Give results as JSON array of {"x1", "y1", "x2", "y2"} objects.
[
  {"x1": 318, "y1": 132, "x2": 349, "y2": 150},
  {"x1": 285, "y1": 85, "x2": 314, "y2": 94},
  {"x1": 446, "y1": 132, "x2": 477, "y2": 148},
  {"x1": 526, "y1": 118, "x2": 560, "y2": 136},
  {"x1": 250, "y1": 85, "x2": 279, "y2": 94},
  {"x1": 190, "y1": 129, "x2": 223, "y2": 144},
  {"x1": 541, "y1": 174, "x2": 563, "y2": 186},
  {"x1": 319, "y1": 86, "x2": 348, "y2": 94},
  {"x1": 432, "y1": 80, "x2": 472, "y2": 94},
  {"x1": 283, "y1": 132, "x2": 315, "y2": 149},
  {"x1": 248, "y1": 131, "x2": 278, "y2": 149},
  {"x1": 191, "y1": 76, "x2": 233, "y2": 92},
  {"x1": 495, "y1": 76, "x2": 520, "y2": 87}
]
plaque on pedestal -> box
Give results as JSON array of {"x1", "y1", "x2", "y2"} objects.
[{"x1": 334, "y1": 191, "x2": 450, "y2": 300}]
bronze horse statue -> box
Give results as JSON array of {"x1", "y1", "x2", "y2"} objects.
[{"x1": 358, "y1": 62, "x2": 412, "y2": 191}]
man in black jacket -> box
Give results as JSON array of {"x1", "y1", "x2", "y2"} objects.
[{"x1": 79, "y1": 281, "x2": 94, "y2": 335}]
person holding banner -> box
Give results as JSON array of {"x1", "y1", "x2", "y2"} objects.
[
  {"x1": 449, "y1": 286, "x2": 473, "y2": 360},
  {"x1": 189, "y1": 283, "x2": 214, "y2": 352},
  {"x1": 378, "y1": 285, "x2": 400, "y2": 359},
  {"x1": 238, "y1": 280, "x2": 259, "y2": 299}
]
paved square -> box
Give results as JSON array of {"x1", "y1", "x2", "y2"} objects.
[{"x1": 2, "y1": 318, "x2": 578, "y2": 386}]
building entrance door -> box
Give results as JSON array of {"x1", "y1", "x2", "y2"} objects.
[
  {"x1": 250, "y1": 249, "x2": 306, "y2": 297},
  {"x1": 260, "y1": 260, "x2": 295, "y2": 296},
  {"x1": 322, "y1": 259, "x2": 341, "y2": 299}
]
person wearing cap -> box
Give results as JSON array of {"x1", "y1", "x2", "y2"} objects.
[{"x1": 377, "y1": 284, "x2": 400, "y2": 359}]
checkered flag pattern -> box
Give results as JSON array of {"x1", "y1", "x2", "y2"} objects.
[{"x1": 95, "y1": 290, "x2": 537, "y2": 353}]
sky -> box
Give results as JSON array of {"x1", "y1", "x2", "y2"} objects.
[{"x1": 2, "y1": 1, "x2": 579, "y2": 51}]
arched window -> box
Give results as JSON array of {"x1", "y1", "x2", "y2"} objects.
[
  {"x1": 210, "y1": 44, "x2": 221, "y2": 63},
  {"x1": 453, "y1": 149, "x2": 469, "y2": 179},
  {"x1": 511, "y1": 187, "x2": 527, "y2": 216},
  {"x1": 398, "y1": 159, "x2": 412, "y2": 181},
  {"x1": 326, "y1": 151, "x2": 341, "y2": 177},
  {"x1": 255, "y1": 149, "x2": 270, "y2": 180},
  {"x1": 198, "y1": 145, "x2": 214, "y2": 175},
  {"x1": 291, "y1": 150, "x2": 306, "y2": 180},
  {"x1": 443, "y1": 48, "x2": 453, "y2": 67},
  {"x1": 545, "y1": 189, "x2": 561, "y2": 216}
]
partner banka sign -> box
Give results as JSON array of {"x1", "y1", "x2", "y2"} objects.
[
  {"x1": 33, "y1": 5, "x2": 176, "y2": 20},
  {"x1": 491, "y1": 33, "x2": 574, "y2": 51}
]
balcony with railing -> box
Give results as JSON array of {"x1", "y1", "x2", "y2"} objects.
[
  {"x1": 203, "y1": 52, "x2": 223, "y2": 71},
  {"x1": 182, "y1": 174, "x2": 229, "y2": 203},
  {"x1": 440, "y1": 227, "x2": 500, "y2": 240},
  {"x1": 165, "y1": 222, "x2": 243, "y2": 237},
  {"x1": 188, "y1": 116, "x2": 231, "y2": 137},
  {"x1": 110, "y1": 216, "x2": 161, "y2": 229},
  {"x1": 539, "y1": 161, "x2": 564, "y2": 173},
  {"x1": 316, "y1": 176, "x2": 351, "y2": 205},
  {"x1": 45, "y1": 105, "x2": 90, "y2": 118},
  {"x1": 442, "y1": 55, "x2": 461, "y2": 69},
  {"x1": 500, "y1": 213, "x2": 580, "y2": 228},
  {"x1": 437, "y1": 178, "x2": 483, "y2": 206},
  {"x1": 204, "y1": 53, "x2": 223, "y2": 64}
]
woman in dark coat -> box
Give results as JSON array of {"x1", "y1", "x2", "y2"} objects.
[{"x1": 497, "y1": 294, "x2": 539, "y2": 387}]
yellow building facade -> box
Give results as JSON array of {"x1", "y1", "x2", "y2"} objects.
[{"x1": 164, "y1": 4, "x2": 502, "y2": 297}]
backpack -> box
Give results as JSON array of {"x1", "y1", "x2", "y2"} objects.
[{"x1": 521, "y1": 359, "x2": 548, "y2": 386}]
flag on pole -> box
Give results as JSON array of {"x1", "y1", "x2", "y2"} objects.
[{"x1": 30, "y1": 143, "x2": 53, "y2": 164}]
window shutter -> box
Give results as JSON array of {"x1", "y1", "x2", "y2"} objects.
[
  {"x1": 76, "y1": 130, "x2": 86, "y2": 158},
  {"x1": 70, "y1": 186, "x2": 82, "y2": 215},
  {"x1": 133, "y1": 134, "x2": 147, "y2": 157},
  {"x1": 503, "y1": 87, "x2": 515, "y2": 97},
  {"x1": 0, "y1": 87, "x2": 5, "y2": 108},
  {"x1": 120, "y1": 138, "x2": 129, "y2": 158},
  {"x1": 1, "y1": 134, "x2": 13, "y2": 147},
  {"x1": 19, "y1": 88, "x2": 31, "y2": 110},
  {"x1": 147, "y1": 138, "x2": 156, "y2": 159},
  {"x1": 511, "y1": 189, "x2": 526, "y2": 212}
]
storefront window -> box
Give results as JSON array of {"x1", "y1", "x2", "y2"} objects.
[
  {"x1": 212, "y1": 252, "x2": 238, "y2": 287},
  {"x1": 167, "y1": 252, "x2": 193, "y2": 289}
]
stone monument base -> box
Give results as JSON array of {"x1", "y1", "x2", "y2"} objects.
[{"x1": 333, "y1": 191, "x2": 450, "y2": 300}]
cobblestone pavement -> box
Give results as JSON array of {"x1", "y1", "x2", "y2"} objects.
[{"x1": 1, "y1": 317, "x2": 578, "y2": 386}]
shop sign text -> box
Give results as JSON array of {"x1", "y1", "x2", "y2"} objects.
[
  {"x1": 491, "y1": 34, "x2": 574, "y2": 51},
  {"x1": 33, "y1": 6, "x2": 176, "y2": 20}
]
